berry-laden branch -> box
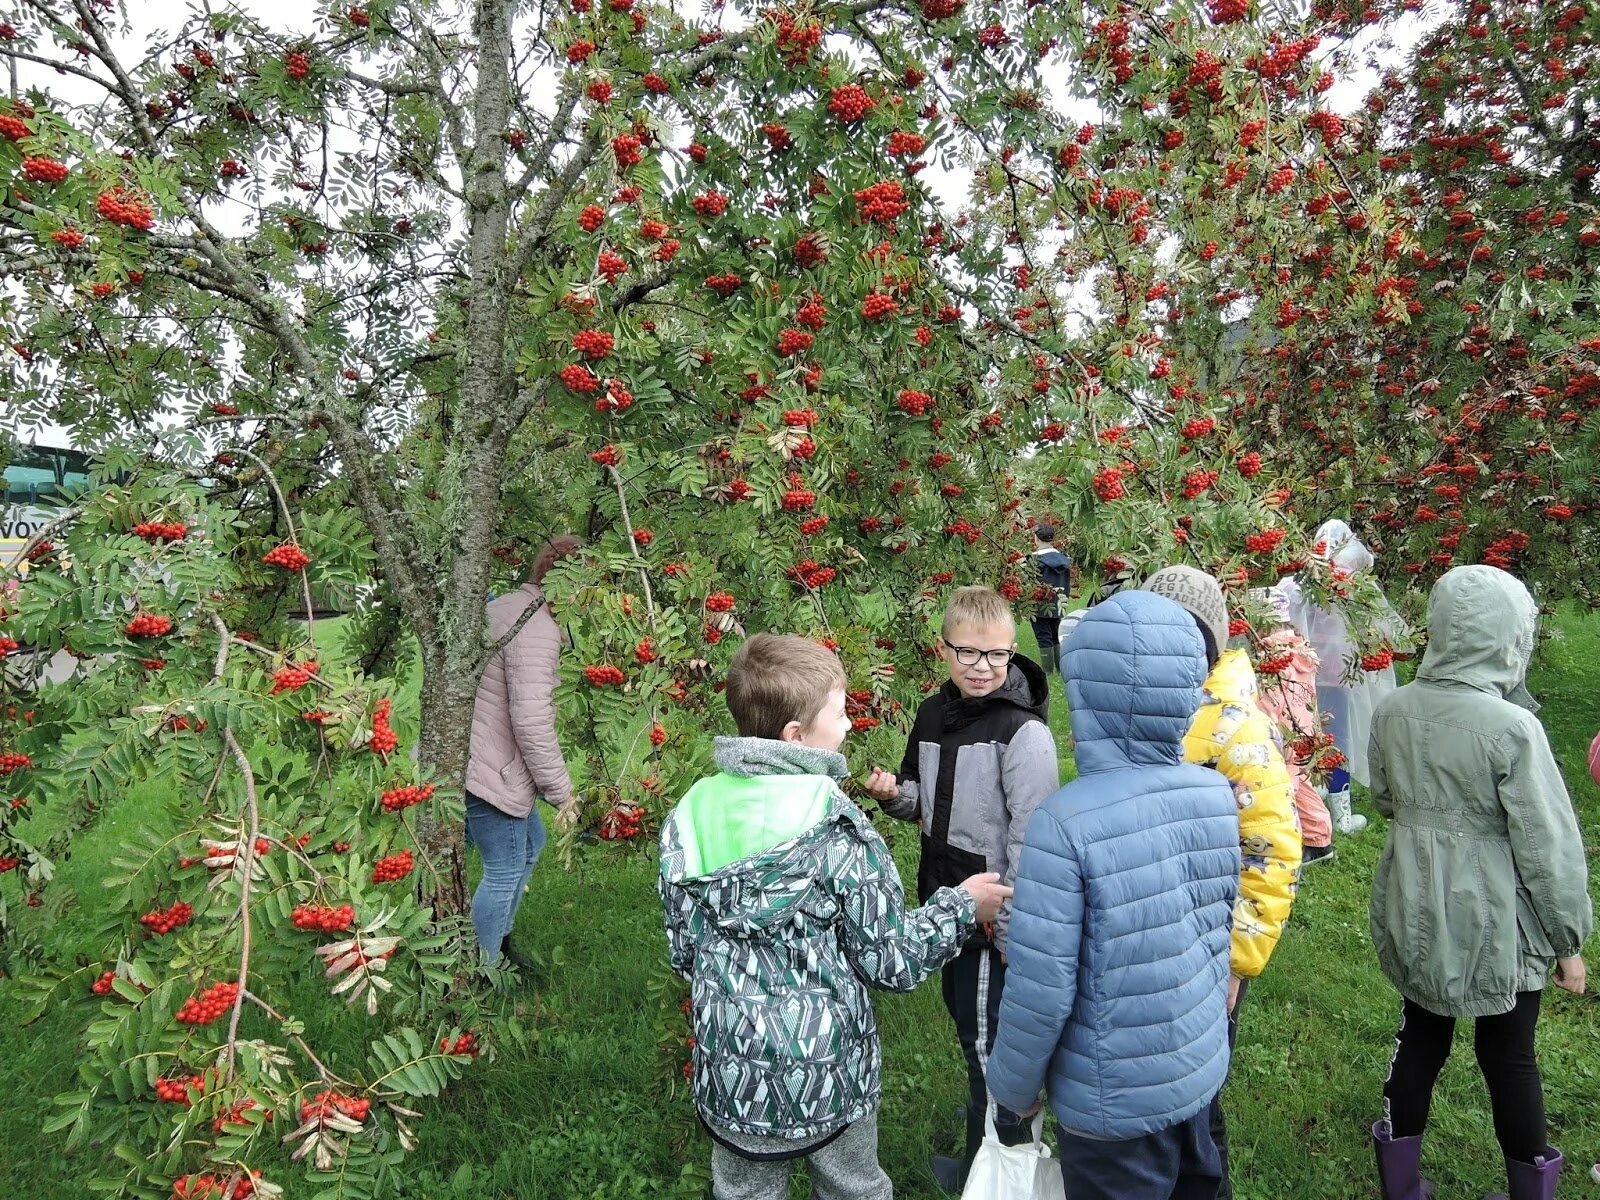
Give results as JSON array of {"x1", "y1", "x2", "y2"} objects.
[
  {"x1": 219, "y1": 727, "x2": 261, "y2": 1079},
  {"x1": 224, "y1": 445, "x2": 317, "y2": 641}
]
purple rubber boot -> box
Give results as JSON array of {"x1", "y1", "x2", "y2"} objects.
[
  {"x1": 1485, "y1": 1147, "x2": 1564, "y2": 1200},
  {"x1": 1372, "y1": 1121, "x2": 1436, "y2": 1200}
]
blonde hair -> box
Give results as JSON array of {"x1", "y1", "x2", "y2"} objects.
[
  {"x1": 940, "y1": 585, "x2": 1016, "y2": 638},
  {"x1": 725, "y1": 634, "x2": 847, "y2": 740}
]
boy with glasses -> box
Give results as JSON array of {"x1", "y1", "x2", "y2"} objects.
[{"x1": 866, "y1": 586, "x2": 1059, "y2": 1191}]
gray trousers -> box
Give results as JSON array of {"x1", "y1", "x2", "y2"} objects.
[{"x1": 710, "y1": 1113, "x2": 892, "y2": 1200}]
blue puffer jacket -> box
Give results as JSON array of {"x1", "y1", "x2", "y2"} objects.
[{"x1": 987, "y1": 590, "x2": 1241, "y2": 1140}]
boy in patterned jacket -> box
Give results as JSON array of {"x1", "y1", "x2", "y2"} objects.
[{"x1": 659, "y1": 633, "x2": 1012, "y2": 1200}]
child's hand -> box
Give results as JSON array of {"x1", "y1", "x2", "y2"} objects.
[
  {"x1": 1555, "y1": 954, "x2": 1587, "y2": 995},
  {"x1": 864, "y1": 768, "x2": 899, "y2": 801},
  {"x1": 959, "y1": 872, "x2": 1014, "y2": 924}
]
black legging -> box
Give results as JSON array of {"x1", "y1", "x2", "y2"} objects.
[{"x1": 1383, "y1": 991, "x2": 1546, "y2": 1162}]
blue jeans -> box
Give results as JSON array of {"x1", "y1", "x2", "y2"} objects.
[{"x1": 464, "y1": 792, "x2": 547, "y2": 960}]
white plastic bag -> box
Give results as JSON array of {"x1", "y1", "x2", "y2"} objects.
[{"x1": 961, "y1": 1109, "x2": 1062, "y2": 1200}]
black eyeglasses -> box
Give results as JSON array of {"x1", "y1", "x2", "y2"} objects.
[{"x1": 945, "y1": 644, "x2": 1015, "y2": 668}]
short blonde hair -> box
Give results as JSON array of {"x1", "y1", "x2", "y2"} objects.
[
  {"x1": 940, "y1": 586, "x2": 1016, "y2": 639},
  {"x1": 725, "y1": 634, "x2": 847, "y2": 740}
]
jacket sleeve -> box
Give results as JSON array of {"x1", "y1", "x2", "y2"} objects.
[
  {"x1": 833, "y1": 815, "x2": 975, "y2": 992},
  {"x1": 503, "y1": 605, "x2": 574, "y2": 808},
  {"x1": 879, "y1": 723, "x2": 922, "y2": 823},
  {"x1": 1188, "y1": 707, "x2": 1302, "y2": 979},
  {"x1": 657, "y1": 820, "x2": 696, "y2": 980},
  {"x1": 1368, "y1": 725, "x2": 1395, "y2": 819},
  {"x1": 1497, "y1": 716, "x2": 1594, "y2": 959},
  {"x1": 986, "y1": 807, "x2": 1082, "y2": 1115},
  {"x1": 993, "y1": 719, "x2": 1059, "y2": 953}
]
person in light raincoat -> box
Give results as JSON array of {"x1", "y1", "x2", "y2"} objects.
[{"x1": 1284, "y1": 518, "x2": 1405, "y2": 833}]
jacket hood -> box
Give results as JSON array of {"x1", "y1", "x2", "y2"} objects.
[
  {"x1": 939, "y1": 652, "x2": 1050, "y2": 732},
  {"x1": 1314, "y1": 518, "x2": 1374, "y2": 574},
  {"x1": 712, "y1": 736, "x2": 848, "y2": 781},
  {"x1": 1064, "y1": 590, "x2": 1207, "y2": 772},
  {"x1": 1417, "y1": 565, "x2": 1538, "y2": 708},
  {"x1": 1034, "y1": 548, "x2": 1071, "y2": 567}
]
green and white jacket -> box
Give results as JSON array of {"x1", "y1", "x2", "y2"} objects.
[{"x1": 659, "y1": 737, "x2": 976, "y2": 1141}]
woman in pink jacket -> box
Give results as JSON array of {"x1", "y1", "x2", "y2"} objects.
[{"x1": 464, "y1": 536, "x2": 580, "y2": 968}]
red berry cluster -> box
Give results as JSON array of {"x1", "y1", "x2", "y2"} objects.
[
  {"x1": 725, "y1": 478, "x2": 753, "y2": 502},
  {"x1": 794, "y1": 232, "x2": 828, "y2": 267},
  {"x1": 348, "y1": 7, "x2": 370, "y2": 26},
  {"x1": 572, "y1": 329, "x2": 614, "y2": 359},
  {"x1": 1360, "y1": 648, "x2": 1395, "y2": 672},
  {"x1": 92, "y1": 970, "x2": 117, "y2": 995},
  {"x1": 919, "y1": 0, "x2": 964, "y2": 18},
  {"x1": 173, "y1": 1172, "x2": 257, "y2": 1199},
  {"x1": 761, "y1": 122, "x2": 792, "y2": 151},
  {"x1": 649, "y1": 723, "x2": 667, "y2": 746},
  {"x1": 139, "y1": 900, "x2": 194, "y2": 936},
  {"x1": 155, "y1": 1073, "x2": 206, "y2": 1105},
  {"x1": 598, "y1": 379, "x2": 632, "y2": 412},
  {"x1": 781, "y1": 487, "x2": 816, "y2": 511},
  {"x1": 781, "y1": 408, "x2": 818, "y2": 428},
  {"x1": 796, "y1": 300, "x2": 827, "y2": 330},
  {"x1": 1181, "y1": 469, "x2": 1219, "y2": 499},
  {"x1": 291, "y1": 903, "x2": 355, "y2": 931},
  {"x1": 125, "y1": 613, "x2": 172, "y2": 638},
  {"x1": 369, "y1": 698, "x2": 398, "y2": 755},
  {"x1": 642, "y1": 72, "x2": 670, "y2": 93},
  {"x1": 1244, "y1": 528, "x2": 1287, "y2": 555},
  {"x1": 51, "y1": 227, "x2": 85, "y2": 249},
  {"x1": 269, "y1": 661, "x2": 319, "y2": 694},
  {"x1": 896, "y1": 388, "x2": 932, "y2": 416},
  {"x1": 1093, "y1": 466, "x2": 1127, "y2": 502},
  {"x1": 590, "y1": 443, "x2": 620, "y2": 466},
  {"x1": 630, "y1": 528, "x2": 652, "y2": 546},
  {"x1": 380, "y1": 782, "x2": 434, "y2": 812},
  {"x1": 262, "y1": 543, "x2": 311, "y2": 570},
  {"x1": 612, "y1": 133, "x2": 643, "y2": 167},
  {"x1": 854, "y1": 180, "x2": 908, "y2": 224},
  {"x1": 370, "y1": 850, "x2": 414, "y2": 883},
  {"x1": 1256, "y1": 651, "x2": 1295, "y2": 676},
  {"x1": 887, "y1": 131, "x2": 927, "y2": 157},
  {"x1": 777, "y1": 328, "x2": 814, "y2": 356},
  {"x1": 704, "y1": 592, "x2": 736, "y2": 613},
  {"x1": 634, "y1": 638, "x2": 657, "y2": 664},
  {"x1": 798, "y1": 515, "x2": 829, "y2": 536},
  {"x1": 300, "y1": 1090, "x2": 372, "y2": 1127},
  {"x1": 175, "y1": 980, "x2": 240, "y2": 1025},
  {"x1": 827, "y1": 84, "x2": 876, "y2": 121},
  {"x1": 577, "y1": 204, "x2": 605, "y2": 232},
  {"x1": 0, "y1": 637, "x2": 16, "y2": 659},
  {"x1": 21, "y1": 156, "x2": 68, "y2": 184},
  {"x1": 0, "y1": 114, "x2": 27, "y2": 141},
  {"x1": 567, "y1": 39, "x2": 596, "y2": 62},
  {"x1": 133, "y1": 521, "x2": 188, "y2": 542},
  {"x1": 285, "y1": 50, "x2": 310, "y2": 78},
  {"x1": 1236, "y1": 451, "x2": 1263, "y2": 478},
  {"x1": 861, "y1": 293, "x2": 901, "y2": 321},
  {"x1": 0, "y1": 854, "x2": 19, "y2": 871},
  {"x1": 598, "y1": 804, "x2": 644, "y2": 840},
  {"x1": 583, "y1": 664, "x2": 626, "y2": 686},
  {"x1": 692, "y1": 190, "x2": 728, "y2": 217},
  {"x1": 786, "y1": 560, "x2": 836, "y2": 588},
  {"x1": 560, "y1": 363, "x2": 601, "y2": 392},
  {"x1": 598, "y1": 249, "x2": 627, "y2": 283},
  {"x1": 1181, "y1": 417, "x2": 1215, "y2": 438},
  {"x1": 441, "y1": 1031, "x2": 481, "y2": 1057},
  {"x1": 704, "y1": 272, "x2": 741, "y2": 296}
]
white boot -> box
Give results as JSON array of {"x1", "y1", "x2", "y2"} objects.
[{"x1": 1327, "y1": 788, "x2": 1367, "y2": 834}]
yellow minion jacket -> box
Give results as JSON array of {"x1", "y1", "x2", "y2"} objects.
[{"x1": 1183, "y1": 648, "x2": 1302, "y2": 979}]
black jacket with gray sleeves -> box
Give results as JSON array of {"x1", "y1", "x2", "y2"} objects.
[{"x1": 879, "y1": 654, "x2": 1058, "y2": 951}]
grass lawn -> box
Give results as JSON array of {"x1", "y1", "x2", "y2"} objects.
[{"x1": 2, "y1": 610, "x2": 1597, "y2": 1197}]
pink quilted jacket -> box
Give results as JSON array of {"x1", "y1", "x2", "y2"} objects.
[{"x1": 465, "y1": 584, "x2": 573, "y2": 818}]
